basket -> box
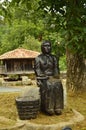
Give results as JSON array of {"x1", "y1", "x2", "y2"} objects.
[{"x1": 16, "y1": 97, "x2": 40, "y2": 120}]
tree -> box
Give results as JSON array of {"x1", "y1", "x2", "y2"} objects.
[
  {"x1": 37, "y1": 0, "x2": 86, "y2": 91},
  {"x1": 0, "y1": 0, "x2": 43, "y2": 53},
  {"x1": 63, "y1": 0, "x2": 86, "y2": 91}
]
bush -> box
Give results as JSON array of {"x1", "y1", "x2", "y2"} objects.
[{"x1": 59, "y1": 55, "x2": 67, "y2": 71}]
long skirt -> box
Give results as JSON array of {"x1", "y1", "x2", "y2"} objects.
[{"x1": 39, "y1": 78, "x2": 64, "y2": 113}]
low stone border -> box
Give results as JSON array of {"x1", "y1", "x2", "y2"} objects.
[
  {"x1": 0, "y1": 117, "x2": 25, "y2": 130},
  {"x1": 25, "y1": 109, "x2": 85, "y2": 130},
  {"x1": 0, "y1": 109, "x2": 85, "y2": 130}
]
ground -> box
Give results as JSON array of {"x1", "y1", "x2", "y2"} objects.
[
  {"x1": 68, "y1": 91, "x2": 86, "y2": 130},
  {"x1": 0, "y1": 90, "x2": 86, "y2": 130}
]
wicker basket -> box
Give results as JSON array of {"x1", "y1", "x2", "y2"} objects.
[{"x1": 16, "y1": 97, "x2": 40, "y2": 120}]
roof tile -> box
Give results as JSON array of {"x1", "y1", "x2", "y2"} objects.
[{"x1": 0, "y1": 48, "x2": 40, "y2": 59}]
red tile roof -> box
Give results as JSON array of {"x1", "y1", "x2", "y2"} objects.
[{"x1": 0, "y1": 48, "x2": 40, "y2": 60}]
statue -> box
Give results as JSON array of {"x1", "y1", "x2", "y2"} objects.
[{"x1": 34, "y1": 41, "x2": 64, "y2": 115}]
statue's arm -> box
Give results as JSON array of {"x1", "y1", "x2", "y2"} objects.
[
  {"x1": 34, "y1": 57, "x2": 48, "y2": 87},
  {"x1": 34, "y1": 57, "x2": 41, "y2": 77},
  {"x1": 34, "y1": 56, "x2": 45, "y2": 77}
]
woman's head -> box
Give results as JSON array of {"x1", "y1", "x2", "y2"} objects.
[{"x1": 41, "y1": 41, "x2": 51, "y2": 54}]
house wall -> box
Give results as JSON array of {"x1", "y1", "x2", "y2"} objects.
[
  {"x1": 6, "y1": 59, "x2": 34, "y2": 72},
  {"x1": 0, "y1": 58, "x2": 35, "y2": 74}
]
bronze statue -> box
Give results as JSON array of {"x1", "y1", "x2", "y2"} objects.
[{"x1": 34, "y1": 41, "x2": 64, "y2": 115}]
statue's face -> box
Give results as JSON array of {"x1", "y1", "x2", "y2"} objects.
[{"x1": 41, "y1": 42, "x2": 51, "y2": 54}]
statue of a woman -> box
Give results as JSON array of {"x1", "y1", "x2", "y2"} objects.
[{"x1": 34, "y1": 41, "x2": 64, "y2": 115}]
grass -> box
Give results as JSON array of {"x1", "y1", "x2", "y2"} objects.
[
  {"x1": 29, "y1": 108, "x2": 74, "y2": 125},
  {"x1": 67, "y1": 91, "x2": 86, "y2": 130},
  {"x1": 0, "y1": 92, "x2": 19, "y2": 129},
  {"x1": 0, "y1": 91, "x2": 86, "y2": 130}
]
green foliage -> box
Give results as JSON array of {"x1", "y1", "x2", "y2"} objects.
[
  {"x1": 39, "y1": 0, "x2": 86, "y2": 57},
  {"x1": 59, "y1": 55, "x2": 67, "y2": 71},
  {"x1": 0, "y1": 0, "x2": 86, "y2": 57},
  {"x1": 0, "y1": 19, "x2": 41, "y2": 54},
  {"x1": 8, "y1": 74, "x2": 19, "y2": 80},
  {"x1": 21, "y1": 35, "x2": 41, "y2": 52}
]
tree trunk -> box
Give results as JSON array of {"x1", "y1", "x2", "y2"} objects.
[{"x1": 66, "y1": 49, "x2": 86, "y2": 92}]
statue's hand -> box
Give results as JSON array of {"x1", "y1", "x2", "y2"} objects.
[{"x1": 37, "y1": 80, "x2": 42, "y2": 87}]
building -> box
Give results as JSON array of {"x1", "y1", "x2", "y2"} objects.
[{"x1": 0, "y1": 48, "x2": 40, "y2": 76}]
